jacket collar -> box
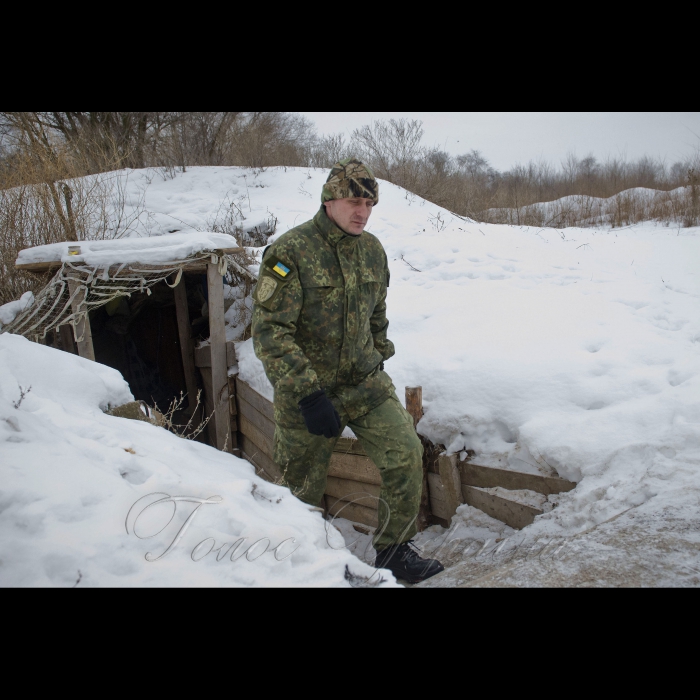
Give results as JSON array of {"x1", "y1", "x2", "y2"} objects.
[{"x1": 313, "y1": 206, "x2": 361, "y2": 250}]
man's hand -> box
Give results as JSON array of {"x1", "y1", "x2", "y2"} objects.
[{"x1": 298, "y1": 390, "x2": 342, "y2": 438}]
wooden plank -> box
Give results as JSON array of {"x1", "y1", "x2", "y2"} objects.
[
  {"x1": 199, "y1": 367, "x2": 217, "y2": 448},
  {"x1": 436, "y1": 453, "x2": 462, "y2": 523},
  {"x1": 58, "y1": 325, "x2": 77, "y2": 354},
  {"x1": 240, "y1": 434, "x2": 283, "y2": 483},
  {"x1": 405, "y1": 386, "x2": 423, "y2": 427},
  {"x1": 430, "y1": 497, "x2": 453, "y2": 521},
  {"x1": 173, "y1": 275, "x2": 199, "y2": 415},
  {"x1": 15, "y1": 261, "x2": 63, "y2": 274},
  {"x1": 333, "y1": 436, "x2": 367, "y2": 456},
  {"x1": 328, "y1": 451, "x2": 382, "y2": 486},
  {"x1": 326, "y1": 497, "x2": 379, "y2": 529},
  {"x1": 406, "y1": 385, "x2": 431, "y2": 533},
  {"x1": 462, "y1": 485, "x2": 543, "y2": 530},
  {"x1": 15, "y1": 248, "x2": 245, "y2": 273},
  {"x1": 237, "y1": 394, "x2": 275, "y2": 441},
  {"x1": 67, "y1": 280, "x2": 95, "y2": 361},
  {"x1": 239, "y1": 414, "x2": 274, "y2": 460},
  {"x1": 325, "y1": 476, "x2": 380, "y2": 504},
  {"x1": 207, "y1": 262, "x2": 231, "y2": 452},
  {"x1": 235, "y1": 378, "x2": 275, "y2": 423},
  {"x1": 194, "y1": 341, "x2": 237, "y2": 368},
  {"x1": 460, "y1": 461, "x2": 576, "y2": 495},
  {"x1": 427, "y1": 472, "x2": 447, "y2": 501},
  {"x1": 228, "y1": 375, "x2": 238, "y2": 416}
]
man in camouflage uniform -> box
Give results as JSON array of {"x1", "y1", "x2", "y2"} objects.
[{"x1": 252, "y1": 158, "x2": 443, "y2": 583}]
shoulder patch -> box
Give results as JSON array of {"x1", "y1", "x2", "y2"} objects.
[
  {"x1": 264, "y1": 257, "x2": 292, "y2": 279},
  {"x1": 257, "y1": 276, "x2": 278, "y2": 302}
]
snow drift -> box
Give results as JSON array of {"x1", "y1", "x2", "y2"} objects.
[{"x1": 0, "y1": 333, "x2": 396, "y2": 587}]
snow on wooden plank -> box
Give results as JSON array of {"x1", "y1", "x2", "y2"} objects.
[{"x1": 15, "y1": 233, "x2": 243, "y2": 270}]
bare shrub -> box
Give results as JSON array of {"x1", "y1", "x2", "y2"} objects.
[
  {"x1": 160, "y1": 390, "x2": 214, "y2": 442},
  {"x1": 0, "y1": 165, "x2": 146, "y2": 306}
]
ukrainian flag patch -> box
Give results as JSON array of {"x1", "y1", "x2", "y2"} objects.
[
  {"x1": 272, "y1": 262, "x2": 290, "y2": 278},
  {"x1": 263, "y1": 255, "x2": 293, "y2": 281}
]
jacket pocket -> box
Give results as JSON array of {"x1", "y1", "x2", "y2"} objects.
[{"x1": 301, "y1": 280, "x2": 344, "y2": 316}]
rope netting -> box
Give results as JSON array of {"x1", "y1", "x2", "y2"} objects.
[{"x1": 1, "y1": 252, "x2": 256, "y2": 344}]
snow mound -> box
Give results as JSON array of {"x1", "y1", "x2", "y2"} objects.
[
  {"x1": 0, "y1": 292, "x2": 34, "y2": 330},
  {"x1": 0, "y1": 334, "x2": 396, "y2": 587}
]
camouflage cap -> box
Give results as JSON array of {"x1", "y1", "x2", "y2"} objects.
[{"x1": 321, "y1": 157, "x2": 379, "y2": 206}]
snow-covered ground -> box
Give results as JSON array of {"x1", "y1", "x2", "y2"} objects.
[
  {"x1": 2, "y1": 165, "x2": 700, "y2": 586},
  {"x1": 0, "y1": 333, "x2": 397, "y2": 587}
]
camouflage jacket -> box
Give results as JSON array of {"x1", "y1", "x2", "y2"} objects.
[{"x1": 252, "y1": 207, "x2": 395, "y2": 427}]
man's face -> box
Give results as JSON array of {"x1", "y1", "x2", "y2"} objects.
[{"x1": 324, "y1": 197, "x2": 374, "y2": 236}]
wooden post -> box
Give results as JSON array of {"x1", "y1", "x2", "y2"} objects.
[
  {"x1": 207, "y1": 261, "x2": 232, "y2": 452},
  {"x1": 228, "y1": 374, "x2": 239, "y2": 454},
  {"x1": 67, "y1": 279, "x2": 95, "y2": 361},
  {"x1": 437, "y1": 453, "x2": 462, "y2": 523},
  {"x1": 406, "y1": 386, "x2": 431, "y2": 531},
  {"x1": 173, "y1": 275, "x2": 200, "y2": 417},
  {"x1": 405, "y1": 386, "x2": 423, "y2": 427}
]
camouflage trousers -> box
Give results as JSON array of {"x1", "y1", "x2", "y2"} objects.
[{"x1": 273, "y1": 392, "x2": 423, "y2": 551}]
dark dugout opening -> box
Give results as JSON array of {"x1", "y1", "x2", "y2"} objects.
[{"x1": 87, "y1": 276, "x2": 212, "y2": 442}]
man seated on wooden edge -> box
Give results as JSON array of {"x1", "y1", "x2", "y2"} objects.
[{"x1": 251, "y1": 158, "x2": 444, "y2": 584}]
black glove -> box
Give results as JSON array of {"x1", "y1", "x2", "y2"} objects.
[{"x1": 298, "y1": 390, "x2": 342, "y2": 438}]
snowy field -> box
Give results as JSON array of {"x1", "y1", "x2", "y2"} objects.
[{"x1": 2, "y1": 165, "x2": 699, "y2": 586}]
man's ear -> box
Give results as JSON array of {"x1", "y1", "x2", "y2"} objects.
[{"x1": 323, "y1": 200, "x2": 334, "y2": 220}]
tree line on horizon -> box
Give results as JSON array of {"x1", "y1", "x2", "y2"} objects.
[
  {"x1": 0, "y1": 112, "x2": 698, "y2": 306},
  {"x1": 1, "y1": 112, "x2": 697, "y2": 212}
]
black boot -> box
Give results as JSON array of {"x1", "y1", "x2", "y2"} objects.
[{"x1": 374, "y1": 541, "x2": 444, "y2": 584}]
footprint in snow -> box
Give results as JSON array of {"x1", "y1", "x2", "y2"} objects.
[
  {"x1": 120, "y1": 467, "x2": 152, "y2": 485},
  {"x1": 668, "y1": 370, "x2": 694, "y2": 387},
  {"x1": 614, "y1": 299, "x2": 649, "y2": 310}
]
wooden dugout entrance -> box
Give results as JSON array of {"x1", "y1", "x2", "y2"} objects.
[
  {"x1": 14, "y1": 247, "x2": 243, "y2": 453},
  {"x1": 15, "y1": 249, "x2": 577, "y2": 533}
]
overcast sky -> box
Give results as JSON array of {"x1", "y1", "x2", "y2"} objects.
[{"x1": 299, "y1": 112, "x2": 700, "y2": 172}]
